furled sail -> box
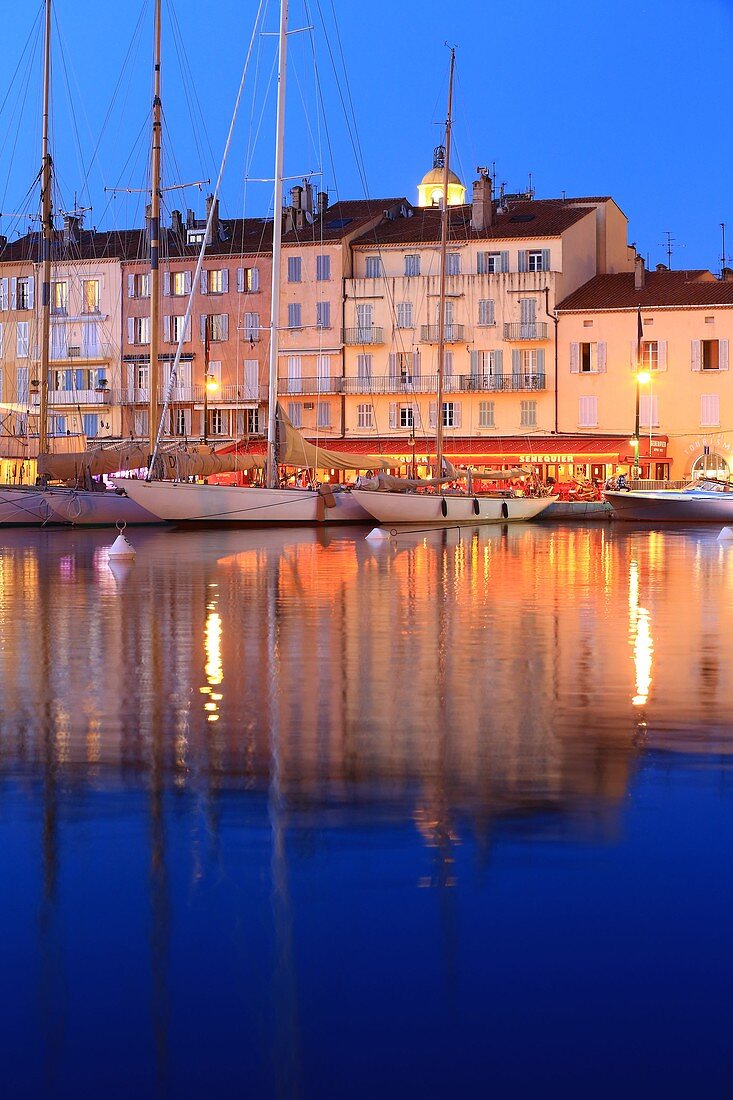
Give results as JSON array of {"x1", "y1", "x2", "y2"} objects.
[
  {"x1": 38, "y1": 441, "x2": 263, "y2": 482},
  {"x1": 276, "y1": 406, "x2": 391, "y2": 472}
]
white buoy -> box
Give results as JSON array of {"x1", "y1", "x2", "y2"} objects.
[
  {"x1": 365, "y1": 527, "x2": 391, "y2": 541},
  {"x1": 717, "y1": 526, "x2": 733, "y2": 542},
  {"x1": 108, "y1": 522, "x2": 136, "y2": 561}
]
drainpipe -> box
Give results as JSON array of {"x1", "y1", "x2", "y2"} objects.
[{"x1": 545, "y1": 285, "x2": 559, "y2": 433}]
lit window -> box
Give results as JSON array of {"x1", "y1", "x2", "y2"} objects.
[{"x1": 82, "y1": 280, "x2": 99, "y2": 312}]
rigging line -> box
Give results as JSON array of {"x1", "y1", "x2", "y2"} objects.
[
  {"x1": 165, "y1": 1, "x2": 214, "y2": 178},
  {"x1": 0, "y1": 17, "x2": 45, "y2": 223},
  {"x1": 51, "y1": 9, "x2": 94, "y2": 213},
  {"x1": 151, "y1": 0, "x2": 267, "y2": 471}
]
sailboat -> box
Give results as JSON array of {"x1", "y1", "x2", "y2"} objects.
[
  {"x1": 350, "y1": 52, "x2": 555, "y2": 527},
  {"x1": 116, "y1": 0, "x2": 388, "y2": 526}
]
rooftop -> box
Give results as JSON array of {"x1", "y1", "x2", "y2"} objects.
[{"x1": 557, "y1": 269, "x2": 733, "y2": 310}]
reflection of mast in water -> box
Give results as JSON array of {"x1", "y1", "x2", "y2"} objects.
[{"x1": 267, "y1": 547, "x2": 302, "y2": 1098}]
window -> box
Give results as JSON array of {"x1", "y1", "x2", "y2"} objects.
[
  {"x1": 243, "y1": 312, "x2": 260, "y2": 342},
  {"x1": 287, "y1": 256, "x2": 302, "y2": 283},
  {"x1": 357, "y1": 403, "x2": 373, "y2": 429},
  {"x1": 209, "y1": 314, "x2": 228, "y2": 341},
  {"x1": 16, "y1": 321, "x2": 29, "y2": 357},
  {"x1": 317, "y1": 400, "x2": 330, "y2": 428},
  {"x1": 528, "y1": 250, "x2": 545, "y2": 272},
  {"x1": 316, "y1": 301, "x2": 331, "y2": 329},
  {"x1": 288, "y1": 303, "x2": 302, "y2": 330},
  {"x1": 132, "y1": 316, "x2": 150, "y2": 345},
  {"x1": 701, "y1": 394, "x2": 720, "y2": 427},
  {"x1": 396, "y1": 302, "x2": 413, "y2": 328},
  {"x1": 287, "y1": 401, "x2": 302, "y2": 428},
  {"x1": 316, "y1": 255, "x2": 330, "y2": 281},
  {"x1": 136, "y1": 365, "x2": 149, "y2": 389},
  {"x1": 365, "y1": 256, "x2": 383, "y2": 278},
  {"x1": 16, "y1": 277, "x2": 33, "y2": 310},
  {"x1": 287, "y1": 356, "x2": 302, "y2": 394},
  {"x1": 703, "y1": 340, "x2": 720, "y2": 370},
  {"x1": 173, "y1": 409, "x2": 188, "y2": 436},
  {"x1": 128, "y1": 272, "x2": 150, "y2": 299},
  {"x1": 404, "y1": 254, "x2": 420, "y2": 277},
  {"x1": 477, "y1": 251, "x2": 504, "y2": 275},
  {"x1": 82, "y1": 321, "x2": 99, "y2": 357},
  {"x1": 519, "y1": 249, "x2": 550, "y2": 273},
  {"x1": 170, "y1": 270, "x2": 190, "y2": 297},
  {"x1": 52, "y1": 281, "x2": 67, "y2": 315},
  {"x1": 83, "y1": 414, "x2": 99, "y2": 439},
  {"x1": 520, "y1": 349, "x2": 540, "y2": 377},
  {"x1": 170, "y1": 314, "x2": 190, "y2": 343},
  {"x1": 237, "y1": 266, "x2": 260, "y2": 292},
  {"x1": 478, "y1": 299, "x2": 495, "y2": 326},
  {"x1": 246, "y1": 408, "x2": 260, "y2": 434},
  {"x1": 389, "y1": 351, "x2": 415, "y2": 384},
  {"x1": 243, "y1": 360, "x2": 259, "y2": 401},
  {"x1": 82, "y1": 279, "x2": 100, "y2": 313},
  {"x1": 442, "y1": 401, "x2": 457, "y2": 428},
  {"x1": 356, "y1": 354, "x2": 372, "y2": 384},
  {"x1": 399, "y1": 405, "x2": 414, "y2": 428},
  {"x1": 445, "y1": 253, "x2": 460, "y2": 276},
  {"x1": 641, "y1": 340, "x2": 658, "y2": 370},
  {"x1": 581, "y1": 343, "x2": 594, "y2": 372},
  {"x1": 570, "y1": 341, "x2": 606, "y2": 374},
  {"x1": 578, "y1": 396, "x2": 598, "y2": 427},
  {"x1": 207, "y1": 269, "x2": 227, "y2": 294},
  {"x1": 478, "y1": 400, "x2": 495, "y2": 428},
  {"x1": 316, "y1": 355, "x2": 331, "y2": 390},
  {"x1": 520, "y1": 400, "x2": 537, "y2": 427}
]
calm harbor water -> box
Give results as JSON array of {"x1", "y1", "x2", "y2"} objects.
[{"x1": 1, "y1": 521, "x2": 732, "y2": 1098}]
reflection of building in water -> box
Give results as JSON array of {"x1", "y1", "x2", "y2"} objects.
[{"x1": 2, "y1": 525, "x2": 733, "y2": 832}]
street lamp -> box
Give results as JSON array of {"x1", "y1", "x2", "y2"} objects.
[{"x1": 630, "y1": 370, "x2": 651, "y2": 478}]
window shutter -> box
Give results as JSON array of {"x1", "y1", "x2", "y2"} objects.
[
  {"x1": 500, "y1": 251, "x2": 509, "y2": 273},
  {"x1": 512, "y1": 349, "x2": 521, "y2": 378},
  {"x1": 10, "y1": 278, "x2": 16, "y2": 309},
  {"x1": 0, "y1": 277, "x2": 7, "y2": 309},
  {"x1": 27, "y1": 277, "x2": 34, "y2": 309},
  {"x1": 251, "y1": 267, "x2": 260, "y2": 291},
  {"x1": 200, "y1": 271, "x2": 208, "y2": 295},
  {"x1": 536, "y1": 348, "x2": 545, "y2": 376},
  {"x1": 454, "y1": 402, "x2": 462, "y2": 429},
  {"x1": 412, "y1": 350, "x2": 421, "y2": 378},
  {"x1": 184, "y1": 271, "x2": 192, "y2": 294},
  {"x1": 518, "y1": 250, "x2": 527, "y2": 273},
  {"x1": 719, "y1": 339, "x2": 729, "y2": 371},
  {"x1": 221, "y1": 315, "x2": 229, "y2": 340},
  {"x1": 200, "y1": 314, "x2": 207, "y2": 341},
  {"x1": 184, "y1": 316, "x2": 191, "y2": 342},
  {"x1": 163, "y1": 272, "x2": 170, "y2": 297},
  {"x1": 658, "y1": 340, "x2": 668, "y2": 370},
  {"x1": 127, "y1": 318, "x2": 134, "y2": 344},
  {"x1": 429, "y1": 402, "x2": 437, "y2": 429},
  {"x1": 541, "y1": 249, "x2": 550, "y2": 271},
  {"x1": 444, "y1": 351, "x2": 453, "y2": 379},
  {"x1": 127, "y1": 274, "x2": 134, "y2": 298},
  {"x1": 163, "y1": 315, "x2": 171, "y2": 343},
  {"x1": 494, "y1": 349, "x2": 503, "y2": 375},
  {"x1": 597, "y1": 342, "x2": 607, "y2": 373},
  {"x1": 691, "y1": 340, "x2": 701, "y2": 371},
  {"x1": 388, "y1": 352, "x2": 397, "y2": 380},
  {"x1": 236, "y1": 267, "x2": 244, "y2": 293},
  {"x1": 470, "y1": 350, "x2": 479, "y2": 378},
  {"x1": 569, "y1": 342, "x2": 580, "y2": 373},
  {"x1": 222, "y1": 269, "x2": 229, "y2": 294},
  {"x1": 389, "y1": 402, "x2": 397, "y2": 429}
]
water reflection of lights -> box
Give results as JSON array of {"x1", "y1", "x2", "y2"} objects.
[
  {"x1": 629, "y1": 559, "x2": 654, "y2": 707},
  {"x1": 203, "y1": 583, "x2": 223, "y2": 724}
]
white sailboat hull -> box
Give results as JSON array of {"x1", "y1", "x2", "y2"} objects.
[
  {"x1": 112, "y1": 479, "x2": 371, "y2": 525},
  {"x1": 0, "y1": 487, "x2": 58, "y2": 526},
  {"x1": 44, "y1": 489, "x2": 163, "y2": 526},
  {"x1": 350, "y1": 490, "x2": 556, "y2": 525},
  {"x1": 605, "y1": 488, "x2": 733, "y2": 522}
]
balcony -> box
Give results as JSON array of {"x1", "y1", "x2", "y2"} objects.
[
  {"x1": 279, "y1": 376, "x2": 343, "y2": 395},
  {"x1": 342, "y1": 326, "x2": 384, "y2": 346},
  {"x1": 343, "y1": 373, "x2": 464, "y2": 396},
  {"x1": 117, "y1": 383, "x2": 267, "y2": 406},
  {"x1": 419, "y1": 324, "x2": 465, "y2": 344},
  {"x1": 460, "y1": 373, "x2": 546, "y2": 393},
  {"x1": 32, "y1": 389, "x2": 111, "y2": 407},
  {"x1": 503, "y1": 322, "x2": 548, "y2": 341}
]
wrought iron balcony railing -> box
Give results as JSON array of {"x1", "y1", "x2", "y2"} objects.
[
  {"x1": 503, "y1": 322, "x2": 549, "y2": 341},
  {"x1": 342, "y1": 326, "x2": 384, "y2": 346},
  {"x1": 419, "y1": 324, "x2": 465, "y2": 343}
]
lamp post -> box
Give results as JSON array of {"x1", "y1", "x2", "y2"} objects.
[{"x1": 630, "y1": 370, "x2": 651, "y2": 478}]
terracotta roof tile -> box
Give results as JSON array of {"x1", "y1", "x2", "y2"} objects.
[{"x1": 557, "y1": 270, "x2": 733, "y2": 311}]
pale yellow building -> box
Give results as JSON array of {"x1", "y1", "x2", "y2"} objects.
[{"x1": 557, "y1": 258, "x2": 733, "y2": 480}]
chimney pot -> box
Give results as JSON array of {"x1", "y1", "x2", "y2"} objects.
[
  {"x1": 634, "y1": 253, "x2": 645, "y2": 291},
  {"x1": 471, "y1": 172, "x2": 493, "y2": 232},
  {"x1": 317, "y1": 192, "x2": 328, "y2": 214}
]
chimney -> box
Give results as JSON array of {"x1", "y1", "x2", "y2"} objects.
[
  {"x1": 171, "y1": 209, "x2": 184, "y2": 236},
  {"x1": 317, "y1": 191, "x2": 328, "y2": 215},
  {"x1": 63, "y1": 213, "x2": 81, "y2": 248},
  {"x1": 302, "y1": 181, "x2": 314, "y2": 215},
  {"x1": 655, "y1": 263, "x2": 668, "y2": 272},
  {"x1": 634, "y1": 253, "x2": 645, "y2": 291},
  {"x1": 722, "y1": 267, "x2": 733, "y2": 282},
  {"x1": 0, "y1": 234, "x2": 7, "y2": 251},
  {"x1": 290, "y1": 185, "x2": 303, "y2": 211},
  {"x1": 205, "y1": 193, "x2": 219, "y2": 245},
  {"x1": 471, "y1": 170, "x2": 493, "y2": 232}
]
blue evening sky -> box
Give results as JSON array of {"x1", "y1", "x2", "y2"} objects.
[{"x1": 1, "y1": 0, "x2": 729, "y2": 272}]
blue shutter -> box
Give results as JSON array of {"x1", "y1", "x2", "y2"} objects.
[
  {"x1": 494, "y1": 349, "x2": 503, "y2": 375},
  {"x1": 512, "y1": 349, "x2": 521, "y2": 381},
  {"x1": 518, "y1": 251, "x2": 527, "y2": 273},
  {"x1": 470, "y1": 350, "x2": 479, "y2": 379},
  {"x1": 536, "y1": 348, "x2": 545, "y2": 380},
  {"x1": 541, "y1": 249, "x2": 550, "y2": 270}
]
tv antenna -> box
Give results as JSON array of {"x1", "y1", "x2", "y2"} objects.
[
  {"x1": 720, "y1": 222, "x2": 732, "y2": 275},
  {"x1": 658, "y1": 230, "x2": 684, "y2": 269}
]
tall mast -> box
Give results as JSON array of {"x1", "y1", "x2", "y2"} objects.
[
  {"x1": 435, "y1": 47, "x2": 455, "y2": 478},
  {"x1": 148, "y1": 0, "x2": 163, "y2": 466},
  {"x1": 38, "y1": 0, "x2": 53, "y2": 458},
  {"x1": 265, "y1": 0, "x2": 289, "y2": 490}
]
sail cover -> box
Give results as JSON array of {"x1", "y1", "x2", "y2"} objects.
[
  {"x1": 38, "y1": 442, "x2": 263, "y2": 482},
  {"x1": 276, "y1": 406, "x2": 390, "y2": 471}
]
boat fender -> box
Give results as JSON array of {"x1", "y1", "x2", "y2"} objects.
[
  {"x1": 441, "y1": 497, "x2": 448, "y2": 517},
  {"x1": 501, "y1": 501, "x2": 509, "y2": 519},
  {"x1": 473, "y1": 498, "x2": 480, "y2": 515}
]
